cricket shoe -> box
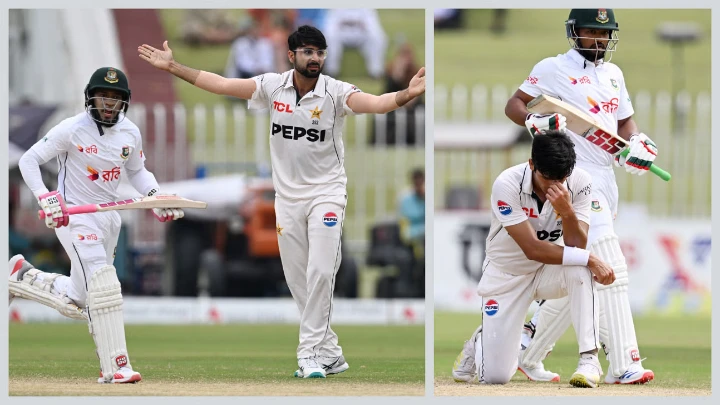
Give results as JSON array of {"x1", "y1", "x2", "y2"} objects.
[
  {"x1": 569, "y1": 353, "x2": 602, "y2": 388},
  {"x1": 452, "y1": 324, "x2": 482, "y2": 382},
  {"x1": 318, "y1": 355, "x2": 350, "y2": 375},
  {"x1": 9, "y1": 255, "x2": 35, "y2": 305},
  {"x1": 98, "y1": 367, "x2": 142, "y2": 384},
  {"x1": 517, "y1": 350, "x2": 560, "y2": 382},
  {"x1": 604, "y1": 362, "x2": 654, "y2": 385},
  {"x1": 294, "y1": 357, "x2": 326, "y2": 379}
]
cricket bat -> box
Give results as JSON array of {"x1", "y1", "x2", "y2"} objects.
[
  {"x1": 38, "y1": 195, "x2": 208, "y2": 219},
  {"x1": 527, "y1": 94, "x2": 671, "y2": 181}
]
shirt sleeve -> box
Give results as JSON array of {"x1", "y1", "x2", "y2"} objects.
[
  {"x1": 29, "y1": 121, "x2": 73, "y2": 163},
  {"x1": 490, "y1": 173, "x2": 528, "y2": 227},
  {"x1": 125, "y1": 129, "x2": 146, "y2": 172},
  {"x1": 337, "y1": 80, "x2": 363, "y2": 117},
  {"x1": 616, "y1": 69, "x2": 635, "y2": 120},
  {"x1": 571, "y1": 170, "x2": 593, "y2": 226},
  {"x1": 518, "y1": 58, "x2": 556, "y2": 98},
  {"x1": 248, "y1": 72, "x2": 281, "y2": 111}
]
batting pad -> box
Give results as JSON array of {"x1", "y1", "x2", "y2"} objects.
[
  {"x1": 519, "y1": 297, "x2": 569, "y2": 367},
  {"x1": 591, "y1": 234, "x2": 641, "y2": 378},
  {"x1": 9, "y1": 269, "x2": 87, "y2": 320},
  {"x1": 86, "y1": 265, "x2": 130, "y2": 382}
]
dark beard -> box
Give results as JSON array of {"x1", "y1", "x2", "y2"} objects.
[
  {"x1": 578, "y1": 46, "x2": 606, "y2": 62},
  {"x1": 296, "y1": 63, "x2": 322, "y2": 78}
]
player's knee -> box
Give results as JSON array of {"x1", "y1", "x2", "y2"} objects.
[
  {"x1": 482, "y1": 369, "x2": 514, "y2": 384},
  {"x1": 565, "y1": 265, "x2": 593, "y2": 285}
]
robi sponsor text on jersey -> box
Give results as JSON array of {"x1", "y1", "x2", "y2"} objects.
[{"x1": 519, "y1": 49, "x2": 635, "y2": 167}]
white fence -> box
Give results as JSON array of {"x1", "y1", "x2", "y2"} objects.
[
  {"x1": 435, "y1": 84, "x2": 711, "y2": 218},
  {"x1": 122, "y1": 103, "x2": 425, "y2": 244}
]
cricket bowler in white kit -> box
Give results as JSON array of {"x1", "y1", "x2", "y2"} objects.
[
  {"x1": 138, "y1": 25, "x2": 425, "y2": 379},
  {"x1": 9, "y1": 67, "x2": 186, "y2": 383},
  {"x1": 451, "y1": 131, "x2": 616, "y2": 388},
  {"x1": 505, "y1": 9, "x2": 658, "y2": 384}
]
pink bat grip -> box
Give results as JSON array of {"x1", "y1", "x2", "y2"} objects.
[{"x1": 38, "y1": 205, "x2": 99, "y2": 219}]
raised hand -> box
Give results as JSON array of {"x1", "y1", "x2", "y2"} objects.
[{"x1": 138, "y1": 41, "x2": 175, "y2": 71}]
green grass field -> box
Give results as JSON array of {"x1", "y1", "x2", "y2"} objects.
[
  {"x1": 435, "y1": 312, "x2": 711, "y2": 395},
  {"x1": 9, "y1": 323, "x2": 423, "y2": 396},
  {"x1": 435, "y1": 9, "x2": 711, "y2": 95}
]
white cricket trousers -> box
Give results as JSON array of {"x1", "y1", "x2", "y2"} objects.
[
  {"x1": 275, "y1": 194, "x2": 346, "y2": 359},
  {"x1": 475, "y1": 260, "x2": 600, "y2": 384},
  {"x1": 49, "y1": 211, "x2": 122, "y2": 308}
]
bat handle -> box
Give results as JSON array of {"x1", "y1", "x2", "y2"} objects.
[{"x1": 619, "y1": 149, "x2": 672, "y2": 181}]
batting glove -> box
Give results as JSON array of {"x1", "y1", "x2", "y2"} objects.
[
  {"x1": 614, "y1": 133, "x2": 658, "y2": 176},
  {"x1": 151, "y1": 193, "x2": 185, "y2": 222},
  {"x1": 38, "y1": 191, "x2": 69, "y2": 229},
  {"x1": 525, "y1": 113, "x2": 567, "y2": 136}
]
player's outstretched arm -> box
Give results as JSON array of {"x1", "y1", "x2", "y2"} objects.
[
  {"x1": 505, "y1": 221, "x2": 614, "y2": 285},
  {"x1": 347, "y1": 67, "x2": 425, "y2": 114},
  {"x1": 138, "y1": 41, "x2": 256, "y2": 100}
]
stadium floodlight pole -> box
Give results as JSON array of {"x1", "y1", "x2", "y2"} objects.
[{"x1": 656, "y1": 22, "x2": 701, "y2": 135}]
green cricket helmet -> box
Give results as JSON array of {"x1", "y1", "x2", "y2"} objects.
[
  {"x1": 84, "y1": 67, "x2": 131, "y2": 127},
  {"x1": 565, "y1": 9, "x2": 620, "y2": 62}
]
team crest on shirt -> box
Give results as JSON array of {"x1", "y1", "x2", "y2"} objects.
[
  {"x1": 591, "y1": 200, "x2": 603, "y2": 212},
  {"x1": 310, "y1": 106, "x2": 323, "y2": 120},
  {"x1": 484, "y1": 299, "x2": 499, "y2": 316},
  {"x1": 610, "y1": 78, "x2": 619, "y2": 90},
  {"x1": 120, "y1": 146, "x2": 130, "y2": 159},
  {"x1": 323, "y1": 212, "x2": 338, "y2": 227},
  {"x1": 497, "y1": 200, "x2": 512, "y2": 216},
  {"x1": 596, "y1": 9, "x2": 609, "y2": 24},
  {"x1": 276, "y1": 223, "x2": 283, "y2": 236}
]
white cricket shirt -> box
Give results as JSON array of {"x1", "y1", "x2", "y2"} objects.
[
  {"x1": 486, "y1": 163, "x2": 592, "y2": 275},
  {"x1": 25, "y1": 113, "x2": 146, "y2": 206},
  {"x1": 249, "y1": 70, "x2": 362, "y2": 199},
  {"x1": 519, "y1": 49, "x2": 634, "y2": 167}
]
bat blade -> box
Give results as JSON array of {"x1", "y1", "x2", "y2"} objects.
[
  {"x1": 527, "y1": 94, "x2": 671, "y2": 181},
  {"x1": 38, "y1": 196, "x2": 207, "y2": 219}
]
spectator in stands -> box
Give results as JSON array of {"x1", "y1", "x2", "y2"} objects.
[
  {"x1": 181, "y1": 10, "x2": 240, "y2": 46},
  {"x1": 372, "y1": 37, "x2": 424, "y2": 146},
  {"x1": 295, "y1": 9, "x2": 326, "y2": 31},
  {"x1": 225, "y1": 18, "x2": 276, "y2": 80},
  {"x1": 434, "y1": 9, "x2": 463, "y2": 30},
  {"x1": 323, "y1": 9, "x2": 388, "y2": 79},
  {"x1": 399, "y1": 168, "x2": 425, "y2": 243},
  {"x1": 247, "y1": 9, "x2": 297, "y2": 72},
  {"x1": 397, "y1": 168, "x2": 425, "y2": 297},
  {"x1": 490, "y1": 9, "x2": 508, "y2": 34}
]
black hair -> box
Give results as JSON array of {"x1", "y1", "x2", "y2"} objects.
[
  {"x1": 411, "y1": 168, "x2": 424, "y2": 182},
  {"x1": 288, "y1": 25, "x2": 327, "y2": 50},
  {"x1": 530, "y1": 130, "x2": 576, "y2": 180}
]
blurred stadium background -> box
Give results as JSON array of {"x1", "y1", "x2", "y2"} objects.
[
  {"x1": 8, "y1": 9, "x2": 425, "y2": 393},
  {"x1": 433, "y1": 9, "x2": 710, "y2": 393}
]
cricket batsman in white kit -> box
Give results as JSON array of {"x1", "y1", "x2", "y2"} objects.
[
  {"x1": 451, "y1": 131, "x2": 616, "y2": 388},
  {"x1": 505, "y1": 9, "x2": 657, "y2": 384},
  {"x1": 138, "y1": 25, "x2": 426, "y2": 378},
  {"x1": 9, "y1": 67, "x2": 186, "y2": 383}
]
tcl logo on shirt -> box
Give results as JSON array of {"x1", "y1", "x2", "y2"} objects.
[
  {"x1": 522, "y1": 207, "x2": 539, "y2": 218},
  {"x1": 273, "y1": 101, "x2": 294, "y2": 113},
  {"x1": 272, "y1": 123, "x2": 327, "y2": 142}
]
